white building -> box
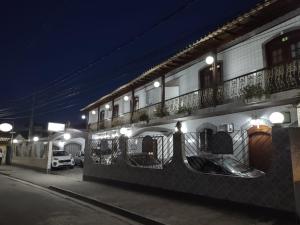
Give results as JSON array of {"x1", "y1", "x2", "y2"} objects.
[{"x1": 82, "y1": 0, "x2": 300, "y2": 171}]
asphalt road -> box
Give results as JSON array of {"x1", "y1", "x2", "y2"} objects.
[{"x1": 0, "y1": 175, "x2": 138, "y2": 225}]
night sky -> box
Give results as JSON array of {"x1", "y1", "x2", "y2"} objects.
[{"x1": 0, "y1": 0, "x2": 261, "y2": 127}]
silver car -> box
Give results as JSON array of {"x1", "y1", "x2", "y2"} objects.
[{"x1": 186, "y1": 155, "x2": 265, "y2": 178}]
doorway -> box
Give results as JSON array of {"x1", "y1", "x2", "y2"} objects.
[{"x1": 247, "y1": 125, "x2": 272, "y2": 172}]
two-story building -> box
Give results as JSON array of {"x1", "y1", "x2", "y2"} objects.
[{"x1": 81, "y1": 0, "x2": 300, "y2": 213}]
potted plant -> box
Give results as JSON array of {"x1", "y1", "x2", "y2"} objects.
[
  {"x1": 241, "y1": 84, "x2": 269, "y2": 103},
  {"x1": 139, "y1": 111, "x2": 149, "y2": 123},
  {"x1": 176, "y1": 106, "x2": 192, "y2": 115},
  {"x1": 154, "y1": 106, "x2": 169, "y2": 118}
]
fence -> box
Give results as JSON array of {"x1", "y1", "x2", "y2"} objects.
[
  {"x1": 89, "y1": 138, "x2": 121, "y2": 165},
  {"x1": 183, "y1": 130, "x2": 267, "y2": 177},
  {"x1": 127, "y1": 135, "x2": 173, "y2": 169}
]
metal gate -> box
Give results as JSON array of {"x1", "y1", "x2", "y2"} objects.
[{"x1": 64, "y1": 143, "x2": 81, "y2": 157}]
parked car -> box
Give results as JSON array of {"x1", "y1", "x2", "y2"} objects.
[
  {"x1": 52, "y1": 150, "x2": 75, "y2": 169},
  {"x1": 74, "y1": 151, "x2": 85, "y2": 167},
  {"x1": 186, "y1": 155, "x2": 265, "y2": 178}
]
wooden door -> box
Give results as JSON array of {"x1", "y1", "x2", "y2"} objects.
[{"x1": 248, "y1": 125, "x2": 272, "y2": 172}]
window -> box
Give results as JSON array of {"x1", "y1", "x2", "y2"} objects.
[
  {"x1": 265, "y1": 29, "x2": 300, "y2": 67},
  {"x1": 199, "y1": 62, "x2": 222, "y2": 89}
]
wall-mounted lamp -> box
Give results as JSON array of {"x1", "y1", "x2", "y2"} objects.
[
  {"x1": 91, "y1": 110, "x2": 96, "y2": 115},
  {"x1": 33, "y1": 136, "x2": 39, "y2": 142},
  {"x1": 154, "y1": 81, "x2": 160, "y2": 88},
  {"x1": 123, "y1": 96, "x2": 129, "y2": 101},
  {"x1": 269, "y1": 112, "x2": 284, "y2": 124},
  {"x1": 205, "y1": 55, "x2": 215, "y2": 65},
  {"x1": 81, "y1": 115, "x2": 86, "y2": 120},
  {"x1": 105, "y1": 104, "x2": 110, "y2": 109}
]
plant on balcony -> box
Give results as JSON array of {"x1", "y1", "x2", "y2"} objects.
[
  {"x1": 139, "y1": 111, "x2": 149, "y2": 123},
  {"x1": 241, "y1": 84, "x2": 268, "y2": 101},
  {"x1": 176, "y1": 106, "x2": 192, "y2": 115},
  {"x1": 154, "y1": 106, "x2": 169, "y2": 118}
]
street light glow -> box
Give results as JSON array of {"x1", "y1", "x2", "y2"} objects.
[
  {"x1": 205, "y1": 55, "x2": 215, "y2": 65},
  {"x1": 81, "y1": 115, "x2": 86, "y2": 120}
]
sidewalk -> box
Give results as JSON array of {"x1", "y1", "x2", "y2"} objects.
[{"x1": 0, "y1": 165, "x2": 296, "y2": 225}]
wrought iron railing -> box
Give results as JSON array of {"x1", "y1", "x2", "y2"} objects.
[
  {"x1": 126, "y1": 135, "x2": 173, "y2": 169},
  {"x1": 89, "y1": 137, "x2": 121, "y2": 165},
  {"x1": 90, "y1": 60, "x2": 300, "y2": 130},
  {"x1": 112, "y1": 112, "x2": 131, "y2": 127},
  {"x1": 89, "y1": 122, "x2": 98, "y2": 132},
  {"x1": 182, "y1": 130, "x2": 271, "y2": 177},
  {"x1": 132, "y1": 102, "x2": 162, "y2": 123}
]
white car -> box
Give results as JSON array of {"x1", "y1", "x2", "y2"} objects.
[{"x1": 52, "y1": 150, "x2": 75, "y2": 169}]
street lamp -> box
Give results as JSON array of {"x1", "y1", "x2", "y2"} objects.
[
  {"x1": 81, "y1": 115, "x2": 86, "y2": 120},
  {"x1": 0, "y1": 123, "x2": 13, "y2": 132}
]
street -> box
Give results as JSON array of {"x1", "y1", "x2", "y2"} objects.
[{"x1": 0, "y1": 175, "x2": 137, "y2": 225}]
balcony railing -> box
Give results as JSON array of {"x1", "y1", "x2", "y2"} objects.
[
  {"x1": 112, "y1": 112, "x2": 131, "y2": 127},
  {"x1": 132, "y1": 102, "x2": 161, "y2": 123},
  {"x1": 90, "y1": 60, "x2": 300, "y2": 131}
]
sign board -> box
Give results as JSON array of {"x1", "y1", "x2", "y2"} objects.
[{"x1": 47, "y1": 122, "x2": 65, "y2": 132}]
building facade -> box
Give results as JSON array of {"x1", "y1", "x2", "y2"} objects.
[{"x1": 82, "y1": 0, "x2": 300, "y2": 213}]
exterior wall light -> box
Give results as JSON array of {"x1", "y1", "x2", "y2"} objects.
[
  {"x1": 91, "y1": 110, "x2": 96, "y2": 115},
  {"x1": 63, "y1": 133, "x2": 71, "y2": 140},
  {"x1": 123, "y1": 96, "x2": 129, "y2": 101},
  {"x1": 120, "y1": 127, "x2": 127, "y2": 135},
  {"x1": 269, "y1": 112, "x2": 284, "y2": 124},
  {"x1": 81, "y1": 115, "x2": 86, "y2": 120},
  {"x1": 58, "y1": 141, "x2": 65, "y2": 148},
  {"x1": 105, "y1": 104, "x2": 110, "y2": 109},
  {"x1": 154, "y1": 81, "x2": 160, "y2": 88},
  {"x1": 13, "y1": 139, "x2": 18, "y2": 144},
  {"x1": 205, "y1": 55, "x2": 215, "y2": 65},
  {"x1": 250, "y1": 118, "x2": 262, "y2": 128},
  {"x1": 120, "y1": 127, "x2": 132, "y2": 137},
  {"x1": 33, "y1": 136, "x2": 39, "y2": 142}
]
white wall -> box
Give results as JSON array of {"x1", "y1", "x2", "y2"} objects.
[
  {"x1": 165, "y1": 86, "x2": 179, "y2": 100},
  {"x1": 219, "y1": 14, "x2": 300, "y2": 80},
  {"x1": 89, "y1": 108, "x2": 98, "y2": 124}
]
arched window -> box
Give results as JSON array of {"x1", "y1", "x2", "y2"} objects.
[{"x1": 265, "y1": 29, "x2": 300, "y2": 67}]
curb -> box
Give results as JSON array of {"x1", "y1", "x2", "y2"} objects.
[{"x1": 49, "y1": 186, "x2": 165, "y2": 225}]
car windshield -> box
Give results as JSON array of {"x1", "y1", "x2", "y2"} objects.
[
  {"x1": 216, "y1": 158, "x2": 249, "y2": 173},
  {"x1": 53, "y1": 151, "x2": 68, "y2": 156}
]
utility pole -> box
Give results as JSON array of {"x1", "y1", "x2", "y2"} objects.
[{"x1": 28, "y1": 94, "x2": 36, "y2": 140}]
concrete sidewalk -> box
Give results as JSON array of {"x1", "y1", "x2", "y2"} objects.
[{"x1": 0, "y1": 165, "x2": 297, "y2": 225}]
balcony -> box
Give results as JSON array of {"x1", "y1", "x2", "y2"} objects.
[{"x1": 89, "y1": 60, "x2": 300, "y2": 131}]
